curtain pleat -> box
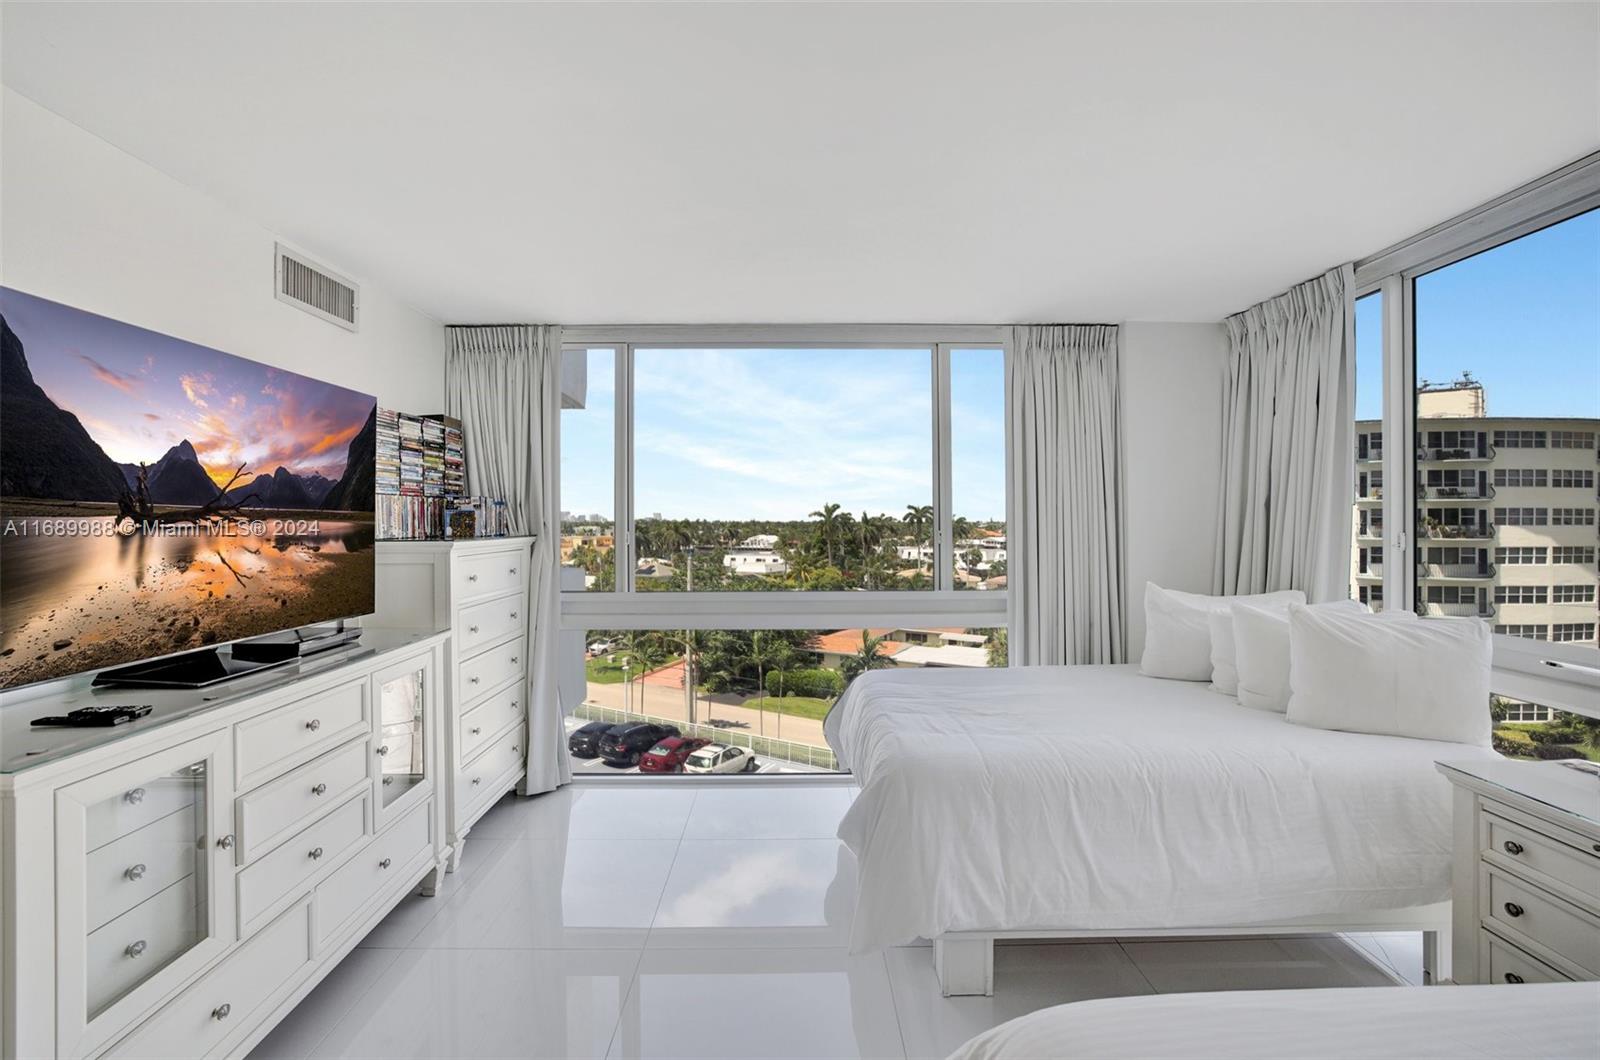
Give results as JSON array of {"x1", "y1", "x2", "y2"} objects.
[
  {"x1": 1214, "y1": 266, "x2": 1354, "y2": 603},
  {"x1": 1009, "y1": 324, "x2": 1125, "y2": 666},
  {"x1": 445, "y1": 324, "x2": 571, "y2": 793}
]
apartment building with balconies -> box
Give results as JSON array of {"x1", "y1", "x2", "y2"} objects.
[{"x1": 1352, "y1": 381, "x2": 1599, "y2": 655}]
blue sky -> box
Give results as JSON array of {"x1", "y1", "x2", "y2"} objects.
[
  {"x1": 561, "y1": 347, "x2": 1006, "y2": 522},
  {"x1": 1356, "y1": 207, "x2": 1598, "y2": 421}
]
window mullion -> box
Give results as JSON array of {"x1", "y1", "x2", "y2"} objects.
[
  {"x1": 616, "y1": 344, "x2": 635, "y2": 594},
  {"x1": 1380, "y1": 273, "x2": 1411, "y2": 614},
  {"x1": 933, "y1": 345, "x2": 954, "y2": 591}
]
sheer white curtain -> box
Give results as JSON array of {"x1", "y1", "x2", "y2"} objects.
[
  {"x1": 445, "y1": 324, "x2": 571, "y2": 793},
  {"x1": 1214, "y1": 265, "x2": 1354, "y2": 603},
  {"x1": 1008, "y1": 324, "x2": 1125, "y2": 666}
]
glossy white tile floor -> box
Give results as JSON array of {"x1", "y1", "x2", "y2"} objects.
[{"x1": 250, "y1": 782, "x2": 1423, "y2": 1060}]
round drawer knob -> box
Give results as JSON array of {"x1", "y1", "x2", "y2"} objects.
[
  {"x1": 124, "y1": 788, "x2": 146, "y2": 805},
  {"x1": 376, "y1": 745, "x2": 390, "y2": 756},
  {"x1": 309, "y1": 846, "x2": 324, "y2": 860},
  {"x1": 470, "y1": 677, "x2": 481, "y2": 685},
  {"x1": 217, "y1": 834, "x2": 235, "y2": 850},
  {"x1": 305, "y1": 719, "x2": 321, "y2": 732},
  {"x1": 1504, "y1": 972, "x2": 1525, "y2": 984},
  {"x1": 311, "y1": 783, "x2": 328, "y2": 796},
  {"x1": 468, "y1": 574, "x2": 479, "y2": 582},
  {"x1": 1503, "y1": 840, "x2": 1524, "y2": 856},
  {"x1": 511, "y1": 745, "x2": 519, "y2": 754},
  {"x1": 125, "y1": 939, "x2": 147, "y2": 958},
  {"x1": 471, "y1": 727, "x2": 482, "y2": 735},
  {"x1": 212, "y1": 1004, "x2": 231, "y2": 1021},
  {"x1": 469, "y1": 625, "x2": 480, "y2": 634},
  {"x1": 509, "y1": 567, "x2": 518, "y2": 574},
  {"x1": 510, "y1": 611, "x2": 518, "y2": 620},
  {"x1": 125, "y1": 863, "x2": 147, "y2": 882},
  {"x1": 1503, "y1": 901, "x2": 1524, "y2": 918},
  {"x1": 379, "y1": 858, "x2": 392, "y2": 869},
  {"x1": 471, "y1": 777, "x2": 481, "y2": 786},
  {"x1": 510, "y1": 657, "x2": 519, "y2": 665}
]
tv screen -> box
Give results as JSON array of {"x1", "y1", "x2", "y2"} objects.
[{"x1": 0, "y1": 287, "x2": 377, "y2": 691}]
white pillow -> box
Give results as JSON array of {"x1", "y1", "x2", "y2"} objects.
[
  {"x1": 1140, "y1": 582, "x2": 1305, "y2": 681},
  {"x1": 1287, "y1": 606, "x2": 1491, "y2": 745},
  {"x1": 1207, "y1": 611, "x2": 1239, "y2": 695},
  {"x1": 1232, "y1": 599, "x2": 1374, "y2": 712}
]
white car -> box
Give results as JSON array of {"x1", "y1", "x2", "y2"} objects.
[{"x1": 683, "y1": 744, "x2": 759, "y2": 774}]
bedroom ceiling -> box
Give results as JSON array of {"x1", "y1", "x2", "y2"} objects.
[{"x1": 2, "y1": 2, "x2": 1596, "y2": 326}]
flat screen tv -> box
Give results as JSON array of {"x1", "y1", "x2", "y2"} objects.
[{"x1": 0, "y1": 287, "x2": 377, "y2": 691}]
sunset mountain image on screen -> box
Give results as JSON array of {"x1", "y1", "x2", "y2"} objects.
[{"x1": 0, "y1": 287, "x2": 377, "y2": 690}]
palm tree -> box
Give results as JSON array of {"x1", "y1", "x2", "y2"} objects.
[
  {"x1": 619, "y1": 631, "x2": 671, "y2": 716},
  {"x1": 902, "y1": 504, "x2": 933, "y2": 573},
  {"x1": 810, "y1": 502, "x2": 844, "y2": 567},
  {"x1": 840, "y1": 630, "x2": 895, "y2": 683}
]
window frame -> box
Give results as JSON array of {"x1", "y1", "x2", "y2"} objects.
[
  {"x1": 1352, "y1": 154, "x2": 1600, "y2": 714},
  {"x1": 557, "y1": 324, "x2": 1012, "y2": 633}
]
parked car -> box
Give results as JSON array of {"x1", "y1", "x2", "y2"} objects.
[
  {"x1": 598, "y1": 722, "x2": 681, "y2": 766},
  {"x1": 638, "y1": 736, "x2": 712, "y2": 774},
  {"x1": 587, "y1": 639, "x2": 615, "y2": 657},
  {"x1": 683, "y1": 744, "x2": 759, "y2": 774},
  {"x1": 567, "y1": 721, "x2": 621, "y2": 759}
]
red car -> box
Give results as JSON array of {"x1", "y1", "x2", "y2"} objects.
[{"x1": 638, "y1": 736, "x2": 711, "y2": 773}]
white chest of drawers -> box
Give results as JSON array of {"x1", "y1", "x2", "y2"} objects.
[
  {"x1": 371, "y1": 537, "x2": 534, "y2": 870},
  {"x1": 0, "y1": 632, "x2": 448, "y2": 1059},
  {"x1": 1438, "y1": 758, "x2": 1600, "y2": 985}
]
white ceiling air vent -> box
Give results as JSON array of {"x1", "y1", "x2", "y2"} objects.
[{"x1": 274, "y1": 243, "x2": 359, "y2": 331}]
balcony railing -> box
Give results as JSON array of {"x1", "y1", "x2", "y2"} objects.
[
  {"x1": 1420, "y1": 563, "x2": 1497, "y2": 580},
  {"x1": 1420, "y1": 601, "x2": 1496, "y2": 618},
  {"x1": 1424, "y1": 523, "x2": 1495, "y2": 539},
  {"x1": 1418, "y1": 445, "x2": 1495, "y2": 463},
  {"x1": 1422, "y1": 484, "x2": 1495, "y2": 501}
]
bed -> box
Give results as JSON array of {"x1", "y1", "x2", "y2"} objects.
[
  {"x1": 826, "y1": 663, "x2": 1502, "y2": 992},
  {"x1": 947, "y1": 981, "x2": 1600, "y2": 1060}
]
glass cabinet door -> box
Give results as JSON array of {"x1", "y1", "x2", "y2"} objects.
[
  {"x1": 375, "y1": 665, "x2": 427, "y2": 818},
  {"x1": 55, "y1": 728, "x2": 235, "y2": 1056}
]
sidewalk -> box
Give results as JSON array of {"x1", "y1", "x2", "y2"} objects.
[{"x1": 582, "y1": 677, "x2": 829, "y2": 749}]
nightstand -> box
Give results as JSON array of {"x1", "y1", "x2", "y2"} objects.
[{"x1": 1437, "y1": 758, "x2": 1600, "y2": 985}]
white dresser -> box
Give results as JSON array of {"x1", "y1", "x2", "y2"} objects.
[
  {"x1": 0, "y1": 631, "x2": 448, "y2": 1059},
  {"x1": 1438, "y1": 758, "x2": 1600, "y2": 985},
  {"x1": 371, "y1": 537, "x2": 533, "y2": 870}
]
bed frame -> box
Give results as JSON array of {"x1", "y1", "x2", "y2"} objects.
[{"x1": 932, "y1": 902, "x2": 1452, "y2": 996}]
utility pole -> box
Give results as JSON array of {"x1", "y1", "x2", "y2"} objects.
[{"x1": 683, "y1": 545, "x2": 696, "y2": 727}]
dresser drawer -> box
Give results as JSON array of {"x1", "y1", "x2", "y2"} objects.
[
  {"x1": 109, "y1": 901, "x2": 311, "y2": 1060},
  {"x1": 237, "y1": 796, "x2": 367, "y2": 931},
  {"x1": 235, "y1": 681, "x2": 367, "y2": 786},
  {"x1": 236, "y1": 738, "x2": 371, "y2": 862},
  {"x1": 315, "y1": 800, "x2": 433, "y2": 946},
  {"x1": 1484, "y1": 811, "x2": 1600, "y2": 909},
  {"x1": 459, "y1": 637, "x2": 525, "y2": 706},
  {"x1": 456, "y1": 593, "x2": 526, "y2": 658},
  {"x1": 87, "y1": 775, "x2": 203, "y2": 852},
  {"x1": 455, "y1": 549, "x2": 527, "y2": 604},
  {"x1": 1482, "y1": 867, "x2": 1600, "y2": 976},
  {"x1": 458, "y1": 684, "x2": 525, "y2": 764},
  {"x1": 86, "y1": 804, "x2": 198, "y2": 932},
  {"x1": 86, "y1": 876, "x2": 202, "y2": 1018},
  {"x1": 1483, "y1": 930, "x2": 1574, "y2": 985},
  {"x1": 455, "y1": 726, "x2": 523, "y2": 821}
]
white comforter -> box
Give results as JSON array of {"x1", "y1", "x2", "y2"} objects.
[
  {"x1": 948, "y1": 982, "x2": 1600, "y2": 1060},
  {"x1": 828, "y1": 664, "x2": 1501, "y2": 952}
]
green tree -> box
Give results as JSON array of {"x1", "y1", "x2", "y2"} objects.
[
  {"x1": 840, "y1": 630, "x2": 895, "y2": 683},
  {"x1": 985, "y1": 628, "x2": 1009, "y2": 668},
  {"x1": 619, "y1": 631, "x2": 672, "y2": 715},
  {"x1": 810, "y1": 502, "x2": 845, "y2": 567},
  {"x1": 902, "y1": 504, "x2": 933, "y2": 546}
]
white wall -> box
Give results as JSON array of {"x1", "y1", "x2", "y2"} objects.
[
  {"x1": 1121, "y1": 321, "x2": 1228, "y2": 657},
  {"x1": 0, "y1": 89, "x2": 444, "y2": 410}
]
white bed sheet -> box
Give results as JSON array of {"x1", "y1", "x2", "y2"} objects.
[
  {"x1": 947, "y1": 981, "x2": 1600, "y2": 1060},
  {"x1": 827, "y1": 664, "x2": 1501, "y2": 952}
]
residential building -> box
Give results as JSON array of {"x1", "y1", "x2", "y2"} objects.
[{"x1": 722, "y1": 533, "x2": 789, "y2": 576}]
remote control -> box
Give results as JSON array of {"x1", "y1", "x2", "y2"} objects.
[{"x1": 31, "y1": 704, "x2": 154, "y2": 727}]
